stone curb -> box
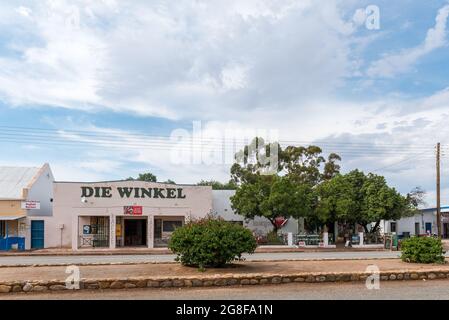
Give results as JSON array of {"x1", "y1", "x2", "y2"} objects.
[
  {"x1": 0, "y1": 256, "x2": 401, "y2": 268},
  {"x1": 0, "y1": 248, "x2": 390, "y2": 257},
  {"x1": 1, "y1": 268, "x2": 448, "y2": 294}
]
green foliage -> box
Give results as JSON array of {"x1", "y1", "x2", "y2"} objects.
[
  {"x1": 401, "y1": 237, "x2": 445, "y2": 264},
  {"x1": 231, "y1": 175, "x2": 314, "y2": 231},
  {"x1": 265, "y1": 231, "x2": 283, "y2": 245},
  {"x1": 316, "y1": 170, "x2": 415, "y2": 232},
  {"x1": 137, "y1": 172, "x2": 157, "y2": 182},
  {"x1": 168, "y1": 216, "x2": 257, "y2": 270},
  {"x1": 126, "y1": 172, "x2": 158, "y2": 182},
  {"x1": 230, "y1": 137, "x2": 339, "y2": 231},
  {"x1": 197, "y1": 180, "x2": 237, "y2": 190}
]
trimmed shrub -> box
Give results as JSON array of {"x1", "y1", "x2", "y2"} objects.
[
  {"x1": 401, "y1": 236, "x2": 445, "y2": 264},
  {"x1": 168, "y1": 216, "x2": 257, "y2": 270}
]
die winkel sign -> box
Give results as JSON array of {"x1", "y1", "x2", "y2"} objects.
[{"x1": 81, "y1": 186, "x2": 186, "y2": 199}]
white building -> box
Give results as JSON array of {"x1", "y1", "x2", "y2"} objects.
[
  {"x1": 51, "y1": 180, "x2": 213, "y2": 250},
  {"x1": 0, "y1": 164, "x2": 54, "y2": 250},
  {"x1": 380, "y1": 206, "x2": 449, "y2": 237}
]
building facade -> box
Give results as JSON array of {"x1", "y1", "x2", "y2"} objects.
[
  {"x1": 381, "y1": 206, "x2": 449, "y2": 238},
  {"x1": 0, "y1": 164, "x2": 54, "y2": 250},
  {"x1": 51, "y1": 180, "x2": 212, "y2": 250}
]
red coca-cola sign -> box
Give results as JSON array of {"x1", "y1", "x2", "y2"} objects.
[{"x1": 124, "y1": 206, "x2": 143, "y2": 215}]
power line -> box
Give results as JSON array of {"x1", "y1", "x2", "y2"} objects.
[
  {"x1": 371, "y1": 151, "x2": 433, "y2": 173},
  {"x1": 0, "y1": 125, "x2": 437, "y2": 150}
]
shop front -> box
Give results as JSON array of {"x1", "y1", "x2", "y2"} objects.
[{"x1": 51, "y1": 181, "x2": 212, "y2": 250}]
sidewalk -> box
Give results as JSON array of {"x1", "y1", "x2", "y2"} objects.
[
  {"x1": 0, "y1": 245, "x2": 389, "y2": 256},
  {"x1": 0, "y1": 258, "x2": 448, "y2": 294}
]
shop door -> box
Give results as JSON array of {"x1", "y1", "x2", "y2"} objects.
[
  {"x1": 31, "y1": 220, "x2": 44, "y2": 249},
  {"x1": 425, "y1": 222, "x2": 432, "y2": 234},
  {"x1": 414, "y1": 222, "x2": 420, "y2": 236},
  {"x1": 124, "y1": 219, "x2": 147, "y2": 246}
]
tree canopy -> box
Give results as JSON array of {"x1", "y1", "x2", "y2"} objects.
[
  {"x1": 230, "y1": 137, "x2": 339, "y2": 232},
  {"x1": 315, "y1": 170, "x2": 421, "y2": 233},
  {"x1": 197, "y1": 180, "x2": 237, "y2": 190},
  {"x1": 126, "y1": 172, "x2": 175, "y2": 184}
]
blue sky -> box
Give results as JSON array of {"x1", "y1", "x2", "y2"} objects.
[{"x1": 1, "y1": 0, "x2": 449, "y2": 206}]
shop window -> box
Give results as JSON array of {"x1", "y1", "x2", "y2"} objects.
[
  {"x1": 163, "y1": 220, "x2": 183, "y2": 232},
  {"x1": 89, "y1": 216, "x2": 110, "y2": 247}
]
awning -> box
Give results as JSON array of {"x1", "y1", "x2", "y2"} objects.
[{"x1": 0, "y1": 215, "x2": 26, "y2": 221}]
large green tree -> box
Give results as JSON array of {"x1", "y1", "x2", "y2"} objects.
[
  {"x1": 316, "y1": 170, "x2": 420, "y2": 234},
  {"x1": 230, "y1": 137, "x2": 336, "y2": 231},
  {"x1": 231, "y1": 175, "x2": 314, "y2": 232}
]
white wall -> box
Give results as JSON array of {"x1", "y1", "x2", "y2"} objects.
[
  {"x1": 24, "y1": 164, "x2": 56, "y2": 249},
  {"x1": 380, "y1": 210, "x2": 438, "y2": 236},
  {"x1": 26, "y1": 164, "x2": 54, "y2": 217}
]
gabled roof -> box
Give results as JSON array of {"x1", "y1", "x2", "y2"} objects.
[{"x1": 0, "y1": 166, "x2": 42, "y2": 200}]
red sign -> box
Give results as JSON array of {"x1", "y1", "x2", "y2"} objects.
[
  {"x1": 274, "y1": 217, "x2": 288, "y2": 228},
  {"x1": 124, "y1": 206, "x2": 143, "y2": 215}
]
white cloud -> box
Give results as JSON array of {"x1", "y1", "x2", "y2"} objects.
[
  {"x1": 0, "y1": 0, "x2": 357, "y2": 120},
  {"x1": 367, "y1": 4, "x2": 449, "y2": 78},
  {"x1": 16, "y1": 6, "x2": 32, "y2": 17}
]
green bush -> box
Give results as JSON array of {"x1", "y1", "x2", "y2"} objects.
[
  {"x1": 401, "y1": 236, "x2": 445, "y2": 264},
  {"x1": 168, "y1": 216, "x2": 257, "y2": 270},
  {"x1": 266, "y1": 231, "x2": 284, "y2": 245}
]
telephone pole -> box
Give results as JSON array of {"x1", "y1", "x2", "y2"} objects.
[{"x1": 436, "y1": 142, "x2": 441, "y2": 238}]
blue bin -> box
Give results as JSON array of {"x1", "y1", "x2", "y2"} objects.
[{"x1": 0, "y1": 237, "x2": 25, "y2": 251}]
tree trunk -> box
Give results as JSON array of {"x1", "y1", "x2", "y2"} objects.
[
  {"x1": 269, "y1": 218, "x2": 278, "y2": 233},
  {"x1": 363, "y1": 224, "x2": 370, "y2": 233}
]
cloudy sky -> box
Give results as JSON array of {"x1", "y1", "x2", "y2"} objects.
[{"x1": 1, "y1": 0, "x2": 449, "y2": 206}]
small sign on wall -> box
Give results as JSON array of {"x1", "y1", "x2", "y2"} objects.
[
  {"x1": 21, "y1": 201, "x2": 40, "y2": 210},
  {"x1": 124, "y1": 206, "x2": 143, "y2": 215},
  {"x1": 83, "y1": 225, "x2": 91, "y2": 234}
]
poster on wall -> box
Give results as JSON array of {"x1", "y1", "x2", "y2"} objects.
[
  {"x1": 124, "y1": 206, "x2": 143, "y2": 215},
  {"x1": 83, "y1": 225, "x2": 91, "y2": 234}
]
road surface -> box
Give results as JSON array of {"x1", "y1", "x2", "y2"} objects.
[
  {"x1": 0, "y1": 251, "x2": 402, "y2": 266},
  {"x1": 5, "y1": 279, "x2": 449, "y2": 300}
]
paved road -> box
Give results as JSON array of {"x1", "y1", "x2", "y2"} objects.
[
  {"x1": 0, "y1": 251, "x2": 402, "y2": 266},
  {"x1": 5, "y1": 279, "x2": 449, "y2": 300}
]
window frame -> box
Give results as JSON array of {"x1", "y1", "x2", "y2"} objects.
[{"x1": 162, "y1": 220, "x2": 183, "y2": 232}]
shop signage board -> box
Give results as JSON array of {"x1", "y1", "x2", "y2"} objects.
[
  {"x1": 21, "y1": 201, "x2": 40, "y2": 210},
  {"x1": 124, "y1": 206, "x2": 143, "y2": 215},
  {"x1": 81, "y1": 186, "x2": 186, "y2": 199}
]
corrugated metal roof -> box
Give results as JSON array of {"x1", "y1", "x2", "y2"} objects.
[
  {"x1": 0, "y1": 215, "x2": 26, "y2": 220},
  {"x1": 0, "y1": 166, "x2": 40, "y2": 199}
]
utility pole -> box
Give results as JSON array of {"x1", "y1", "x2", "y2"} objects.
[{"x1": 437, "y1": 142, "x2": 441, "y2": 238}]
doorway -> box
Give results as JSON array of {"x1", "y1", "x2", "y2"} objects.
[
  {"x1": 124, "y1": 218, "x2": 147, "y2": 246},
  {"x1": 31, "y1": 220, "x2": 44, "y2": 249},
  {"x1": 415, "y1": 222, "x2": 420, "y2": 236},
  {"x1": 444, "y1": 223, "x2": 449, "y2": 239},
  {"x1": 425, "y1": 222, "x2": 432, "y2": 235}
]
